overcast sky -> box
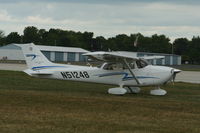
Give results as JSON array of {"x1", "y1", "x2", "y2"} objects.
[{"x1": 0, "y1": 0, "x2": 200, "y2": 41}]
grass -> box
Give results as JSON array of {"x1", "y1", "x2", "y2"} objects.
[{"x1": 0, "y1": 70, "x2": 200, "y2": 133}]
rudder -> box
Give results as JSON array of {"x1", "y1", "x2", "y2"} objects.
[{"x1": 19, "y1": 43, "x2": 53, "y2": 69}]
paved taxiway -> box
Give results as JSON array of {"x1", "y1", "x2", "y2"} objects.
[
  {"x1": 0, "y1": 63, "x2": 27, "y2": 71},
  {"x1": 175, "y1": 71, "x2": 200, "y2": 84},
  {"x1": 0, "y1": 63, "x2": 200, "y2": 84}
]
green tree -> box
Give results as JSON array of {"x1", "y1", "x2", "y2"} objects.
[
  {"x1": 45, "y1": 28, "x2": 60, "y2": 46},
  {"x1": 6, "y1": 32, "x2": 21, "y2": 44},
  {"x1": 3, "y1": 26, "x2": 199, "y2": 64},
  {"x1": 93, "y1": 36, "x2": 107, "y2": 51},
  {"x1": 59, "y1": 30, "x2": 71, "y2": 47},
  {"x1": 114, "y1": 34, "x2": 131, "y2": 51},
  {"x1": 173, "y1": 38, "x2": 190, "y2": 63},
  {"x1": 23, "y1": 26, "x2": 40, "y2": 44},
  {"x1": 82, "y1": 31, "x2": 94, "y2": 50},
  {"x1": 146, "y1": 34, "x2": 171, "y2": 53},
  {"x1": 189, "y1": 37, "x2": 200, "y2": 64},
  {"x1": 0, "y1": 30, "x2": 5, "y2": 46},
  {"x1": 37, "y1": 29, "x2": 47, "y2": 45}
]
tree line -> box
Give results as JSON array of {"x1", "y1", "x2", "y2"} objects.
[{"x1": 0, "y1": 26, "x2": 200, "y2": 64}]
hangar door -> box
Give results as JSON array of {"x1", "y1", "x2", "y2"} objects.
[
  {"x1": 55, "y1": 52, "x2": 64, "y2": 62},
  {"x1": 67, "y1": 52, "x2": 76, "y2": 61}
]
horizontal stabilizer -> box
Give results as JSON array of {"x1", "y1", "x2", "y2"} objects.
[{"x1": 24, "y1": 69, "x2": 53, "y2": 75}]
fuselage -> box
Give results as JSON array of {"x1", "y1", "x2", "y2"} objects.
[
  {"x1": 28, "y1": 64, "x2": 174, "y2": 87},
  {"x1": 19, "y1": 43, "x2": 181, "y2": 96}
]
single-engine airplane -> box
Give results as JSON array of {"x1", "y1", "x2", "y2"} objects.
[{"x1": 19, "y1": 43, "x2": 181, "y2": 96}]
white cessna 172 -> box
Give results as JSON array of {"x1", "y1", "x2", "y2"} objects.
[{"x1": 19, "y1": 43, "x2": 181, "y2": 96}]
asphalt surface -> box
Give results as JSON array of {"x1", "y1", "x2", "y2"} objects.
[
  {"x1": 175, "y1": 71, "x2": 200, "y2": 84},
  {"x1": 0, "y1": 63, "x2": 27, "y2": 71},
  {"x1": 0, "y1": 63, "x2": 199, "y2": 84}
]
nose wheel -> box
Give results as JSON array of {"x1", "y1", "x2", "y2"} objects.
[{"x1": 150, "y1": 86, "x2": 167, "y2": 96}]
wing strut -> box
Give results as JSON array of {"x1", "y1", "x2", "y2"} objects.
[{"x1": 123, "y1": 59, "x2": 140, "y2": 85}]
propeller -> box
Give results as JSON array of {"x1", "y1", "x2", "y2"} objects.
[
  {"x1": 172, "y1": 72, "x2": 176, "y2": 85},
  {"x1": 170, "y1": 68, "x2": 181, "y2": 85}
]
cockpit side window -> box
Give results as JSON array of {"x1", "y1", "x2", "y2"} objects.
[
  {"x1": 129, "y1": 63, "x2": 135, "y2": 69},
  {"x1": 102, "y1": 62, "x2": 136, "y2": 70},
  {"x1": 103, "y1": 63, "x2": 114, "y2": 70},
  {"x1": 105, "y1": 64, "x2": 113, "y2": 70},
  {"x1": 136, "y1": 60, "x2": 148, "y2": 69},
  {"x1": 102, "y1": 63, "x2": 124, "y2": 70}
]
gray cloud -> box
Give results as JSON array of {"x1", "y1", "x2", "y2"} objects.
[
  {"x1": 0, "y1": 0, "x2": 200, "y2": 41},
  {"x1": 0, "y1": 0, "x2": 200, "y2": 5}
]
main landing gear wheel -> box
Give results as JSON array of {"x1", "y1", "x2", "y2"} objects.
[
  {"x1": 124, "y1": 87, "x2": 141, "y2": 94},
  {"x1": 150, "y1": 86, "x2": 167, "y2": 96}
]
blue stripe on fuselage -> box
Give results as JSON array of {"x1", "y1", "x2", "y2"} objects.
[
  {"x1": 95, "y1": 72, "x2": 159, "y2": 81},
  {"x1": 32, "y1": 66, "x2": 67, "y2": 70}
]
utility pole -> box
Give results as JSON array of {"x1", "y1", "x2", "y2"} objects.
[{"x1": 171, "y1": 43, "x2": 174, "y2": 65}]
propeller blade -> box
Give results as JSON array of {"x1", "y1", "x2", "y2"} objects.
[
  {"x1": 171, "y1": 68, "x2": 181, "y2": 85},
  {"x1": 170, "y1": 69, "x2": 175, "y2": 85}
]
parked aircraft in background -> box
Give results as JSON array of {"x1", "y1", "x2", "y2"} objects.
[{"x1": 18, "y1": 43, "x2": 181, "y2": 96}]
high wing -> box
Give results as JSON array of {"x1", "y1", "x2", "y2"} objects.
[
  {"x1": 84, "y1": 51, "x2": 165, "y2": 85},
  {"x1": 84, "y1": 51, "x2": 142, "y2": 84},
  {"x1": 83, "y1": 51, "x2": 140, "y2": 62},
  {"x1": 84, "y1": 51, "x2": 164, "y2": 62}
]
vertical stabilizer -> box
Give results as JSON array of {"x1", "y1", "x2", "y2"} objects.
[{"x1": 19, "y1": 43, "x2": 54, "y2": 69}]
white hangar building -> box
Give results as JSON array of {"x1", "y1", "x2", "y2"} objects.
[
  {"x1": 136, "y1": 52, "x2": 181, "y2": 66},
  {"x1": 0, "y1": 44, "x2": 181, "y2": 65},
  {"x1": 0, "y1": 44, "x2": 89, "y2": 62}
]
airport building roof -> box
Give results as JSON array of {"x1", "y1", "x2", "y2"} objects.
[
  {"x1": 37, "y1": 45, "x2": 89, "y2": 53},
  {"x1": 0, "y1": 43, "x2": 89, "y2": 53},
  {"x1": 137, "y1": 52, "x2": 180, "y2": 57}
]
